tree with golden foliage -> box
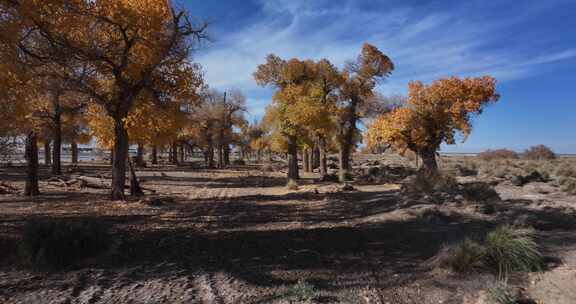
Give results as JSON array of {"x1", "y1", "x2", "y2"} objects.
[
  {"x1": 6, "y1": 0, "x2": 206, "y2": 199},
  {"x1": 367, "y1": 76, "x2": 500, "y2": 176},
  {"x1": 337, "y1": 44, "x2": 394, "y2": 181},
  {"x1": 0, "y1": 3, "x2": 42, "y2": 195},
  {"x1": 255, "y1": 56, "x2": 320, "y2": 181}
]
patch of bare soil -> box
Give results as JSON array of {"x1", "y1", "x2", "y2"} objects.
[{"x1": 0, "y1": 159, "x2": 575, "y2": 303}]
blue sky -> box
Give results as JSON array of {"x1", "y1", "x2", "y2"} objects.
[{"x1": 177, "y1": 0, "x2": 576, "y2": 153}]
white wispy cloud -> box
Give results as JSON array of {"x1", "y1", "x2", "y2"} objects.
[{"x1": 196, "y1": 0, "x2": 576, "y2": 119}]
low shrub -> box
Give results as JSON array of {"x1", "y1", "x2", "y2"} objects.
[
  {"x1": 484, "y1": 225, "x2": 543, "y2": 278},
  {"x1": 522, "y1": 145, "x2": 556, "y2": 160},
  {"x1": 478, "y1": 161, "x2": 520, "y2": 179},
  {"x1": 560, "y1": 178, "x2": 576, "y2": 195},
  {"x1": 403, "y1": 172, "x2": 458, "y2": 194},
  {"x1": 448, "y1": 239, "x2": 486, "y2": 273},
  {"x1": 435, "y1": 226, "x2": 543, "y2": 278},
  {"x1": 461, "y1": 182, "x2": 501, "y2": 203},
  {"x1": 454, "y1": 164, "x2": 478, "y2": 177},
  {"x1": 555, "y1": 165, "x2": 576, "y2": 178},
  {"x1": 19, "y1": 218, "x2": 110, "y2": 271},
  {"x1": 478, "y1": 149, "x2": 519, "y2": 161}
]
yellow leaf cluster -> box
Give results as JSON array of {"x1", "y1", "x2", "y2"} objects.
[{"x1": 367, "y1": 76, "x2": 499, "y2": 154}]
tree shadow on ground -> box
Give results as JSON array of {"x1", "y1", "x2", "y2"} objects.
[{"x1": 2, "y1": 179, "x2": 576, "y2": 302}]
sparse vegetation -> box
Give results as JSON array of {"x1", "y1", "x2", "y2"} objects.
[
  {"x1": 559, "y1": 178, "x2": 576, "y2": 195},
  {"x1": 484, "y1": 225, "x2": 543, "y2": 278},
  {"x1": 461, "y1": 182, "x2": 501, "y2": 203},
  {"x1": 285, "y1": 280, "x2": 315, "y2": 303},
  {"x1": 523, "y1": 145, "x2": 556, "y2": 161},
  {"x1": 437, "y1": 225, "x2": 543, "y2": 279},
  {"x1": 478, "y1": 149, "x2": 519, "y2": 161},
  {"x1": 487, "y1": 283, "x2": 517, "y2": 304},
  {"x1": 0, "y1": 0, "x2": 573, "y2": 302},
  {"x1": 448, "y1": 239, "x2": 486, "y2": 273}
]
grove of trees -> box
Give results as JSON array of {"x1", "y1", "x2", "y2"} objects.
[{"x1": 0, "y1": 0, "x2": 501, "y2": 199}]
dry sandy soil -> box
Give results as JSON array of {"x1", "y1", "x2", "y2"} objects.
[{"x1": 0, "y1": 156, "x2": 575, "y2": 303}]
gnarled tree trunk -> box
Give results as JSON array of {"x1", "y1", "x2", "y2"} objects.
[
  {"x1": 418, "y1": 148, "x2": 439, "y2": 178},
  {"x1": 151, "y1": 145, "x2": 158, "y2": 165},
  {"x1": 318, "y1": 138, "x2": 328, "y2": 180},
  {"x1": 71, "y1": 141, "x2": 78, "y2": 164},
  {"x1": 44, "y1": 140, "x2": 51, "y2": 166},
  {"x1": 170, "y1": 142, "x2": 179, "y2": 166},
  {"x1": 217, "y1": 144, "x2": 224, "y2": 169},
  {"x1": 111, "y1": 118, "x2": 129, "y2": 201},
  {"x1": 224, "y1": 145, "x2": 230, "y2": 166},
  {"x1": 312, "y1": 143, "x2": 320, "y2": 170},
  {"x1": 307, "y1": 149, "x2": 313, "y2": 173},
  {"x1": 338, "y1": 146, "x2": 351, "y2": 182},
  {"x1": 129, "y1": 158, "x2": 144, "y2": 197},
  {"x1": 179, "y1": 144, "x2": 185, "y2": 164},
  {"x1": 25, "y1": 131, "x2": 40, "y2": 196},
  {"x1": 287, "y1": 135, "x2": 299, "y2": 181},
  {"x1": 303, "y1": 149, "x2": 311, "y2": 173},
  {"x1": 136, "y1": 143, "x2": 145, "y2": 167},
  {"x1": 338, "y1": 98, "x2": 358, "y2": 182},
  {"x1": 51, "y1": 117, "x2": 62, "y2": 175}
]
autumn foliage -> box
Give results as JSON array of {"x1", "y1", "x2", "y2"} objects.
[
  {"x1": 0, "y1": 0, "x2": 507, "y2": 198},
  {"x1": 368, "y1": 76, "x2": 500, "y2": 176}
]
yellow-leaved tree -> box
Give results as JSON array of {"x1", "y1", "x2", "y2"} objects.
[
  {"x1": 8, "y1": 0, "x2": 206, "y2": 199},
  {"x1": 367, "y1": 76, "x2": 500, "y2": 177},
  {"x1": 337, "y1": 44, "x2": 394, "y2": 181}
]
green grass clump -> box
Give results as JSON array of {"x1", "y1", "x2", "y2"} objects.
[
  {"x1": 484, "y1": 225, "x2": 543, "y2": 279},
  {"x1": 285, "y1": 279, "x2": 315, "y2": 303},
  {"x1": 439, "y1": 226, "x2": 543, "y2": 279},
  {"x1": 487, "y1": 283, "x2": 516, "y2": 304}
]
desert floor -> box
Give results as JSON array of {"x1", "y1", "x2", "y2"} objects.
[{"x1": 0, "y1": 156, "x2": 575, "y2": 303}]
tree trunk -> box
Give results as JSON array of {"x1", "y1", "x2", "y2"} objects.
[
  {"x1": 71, "y1": 141, "x2": 79, "y2": 164},
  {"x1": 129, "y1": 158, "x2": 144, "y2": 197},
  {"x1": 312, "y1": 143, "x2": 320, "y2": 170},
  {"x1": 418, "y1": 148, "x2": 438, "y2": 178},
  {"x1": 151, "y1": 145, "x2": 158, "y2": 165},
  {"x1": 287, "y1": 135, "x2": 299, "y2": 181},
  {"x1": 51, "y1": 120, "x2": 62, "y2": 175},
  {"x1": 179, "y1": 144, "x2": 185, "y2": 164},
  {"x1": 171, "y1": 142, "x2": 179, "y2": 165},
  {"x1": 25, "y1": 131, "x2": 40, "y2": 196},
  {"x1": 44, "y1": 140, "x2": 51, "y2": 166},
  {"x1": 224, "y1": 145, "x2": 230, "y2": 166},
  {"x1": 136, "y1": 143, "x2": 145, "y2": 167},
  {"x1": 111, "y1": 119, "x2": 129, "y2": 201},
  {"x1": 110, "y1": 149, "x2": 114, "y2": 166},
  {"x1": 319, "y1": 138, "x2": 328, "y2": 179},
  {"x1": 307, "y1": 149, "x2": 313, "y2": 173},
  {"x1": 303, "y1": 149, "x2": 310, "y2": 173},
  {"x1": 339, "y1": 147, "x2": 351, "y2": 182},
  {"x1": 338, "y1": 125, "x2": 355, "y2": 182},
  {"x1": 338, "y1": 99, "x2": 358, "y2": 182},
  {"x1": 217, "y1": 144, "x2": 224, "y2": 169},
  {"x1": 268, "y1": 148, "x2": 273, "y2": 162}
]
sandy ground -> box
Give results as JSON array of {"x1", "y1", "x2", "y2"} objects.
[{"x1": 0, "y1": 158, "x2": 575, "y2": 304}]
